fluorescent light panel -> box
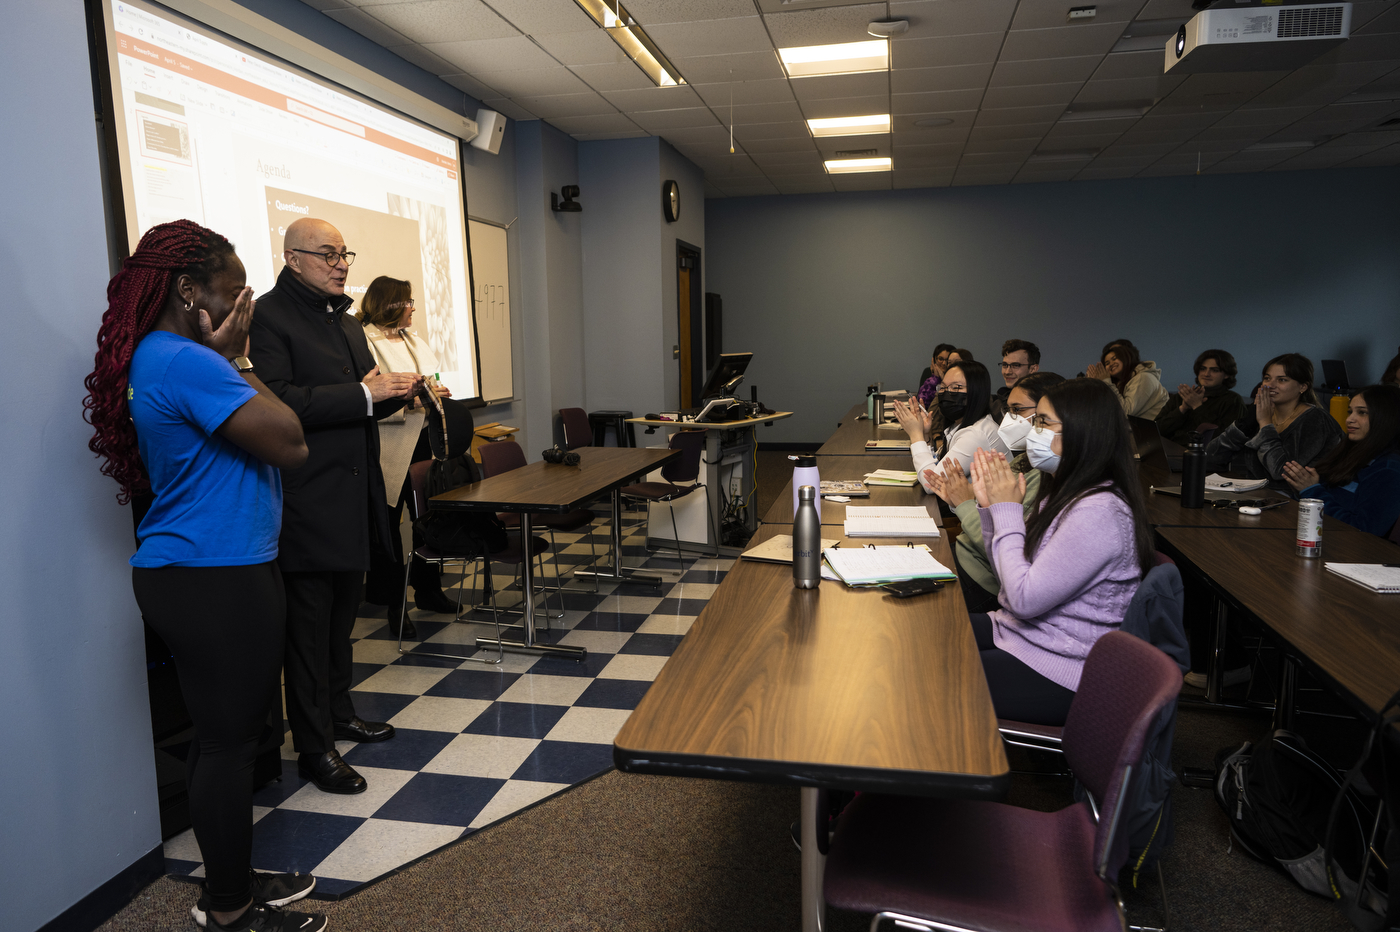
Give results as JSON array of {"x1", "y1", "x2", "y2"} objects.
[
  {"x1": 571, "y1": 0, "x2": 684, "y2": 87},
  {"x1": 779, "y1": 40, "x2": 888, "y2": 78},
  {"x1": 807, "y1": 114, "x2": 891, "y2": 136},
  {"x1": 825, "y1": 157, "x2": 892, "y2": 174}
]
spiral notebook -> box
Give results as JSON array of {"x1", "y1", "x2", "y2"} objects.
[{"x1": 1323, "y1": 563, "x2": 1400, "y2": 593}]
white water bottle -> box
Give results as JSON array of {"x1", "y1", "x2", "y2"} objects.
[
  {"x1": 789, "y1": 454, "x2": 821, "y2": 521},
  {"x1": 793, "y1": 486, "x2": 821, "y2": 589}
]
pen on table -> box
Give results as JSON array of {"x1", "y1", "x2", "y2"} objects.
[{"x1": 1383, "y1": 563, "x2": 1400, "y2": 568}]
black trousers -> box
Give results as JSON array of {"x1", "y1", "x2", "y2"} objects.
[
  {"x1": 970, "y1": 613, "x2": 1077, "y2": 727},
  {"x1": 132, "y1": 562, "x2": 284, "y2": 912},
  {"x1": 282, "y1": 570, "x2": 361, "y2": 753},
  {"x1": 364, "y1": 477, "x2": 443, "y2": 608}
]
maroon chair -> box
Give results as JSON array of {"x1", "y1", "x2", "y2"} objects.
[
  {"x1": 620, "y1": 429, "x2": 719, "y2": 571},
  {"x1": 823, "y1": 630, "x2": 1183, "y2": 932},
  {"x1": 560, "y1": 407, "x2": 592, "y2": 451},
  {"x1": 398, "y1": 460, "x2": 548, "y2": 664},
  {"x1": 478, "y1": 440, "x2": 599, "y2": 593}
]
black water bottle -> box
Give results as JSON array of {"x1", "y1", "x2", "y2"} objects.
[
  {"x1": 793, "y1": 486, "x2": 821, "y2": 589},
  {"x1": 1181, "y1": 434, "x2": 1207, "y2": 509}
]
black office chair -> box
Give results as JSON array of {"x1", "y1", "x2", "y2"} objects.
[{"x1": 620, "y1": 429, "x2": 719, "y2": 572}]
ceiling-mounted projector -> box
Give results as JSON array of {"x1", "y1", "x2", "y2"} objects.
[{"x1": 1165, "y1": 2, "x2": 1351, "y2": 73}]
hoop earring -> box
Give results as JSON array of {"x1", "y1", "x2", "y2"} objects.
[{"x1": 184, "y1": 300, "x2": 193, "y2": 312}]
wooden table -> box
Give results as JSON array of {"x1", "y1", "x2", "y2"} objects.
[
  {"x1": 816, "y1": 403, "x2": 911, "y2": 455},
  {"x1": 762, "y1": 455, "x2": 942, "y2": 526},
  {"x1": 1142, "y1": 485, "x2": 1298, "y2": 530},
  {"x1": 432, "y1": 446, "x2": 679, "y2": 657},
  {"x1": 1157, "y1": 521, "x2": 1400, "y2": 724},
  {"x1": 615, "y1": 522, "x2": 1006, "y2": 932}
]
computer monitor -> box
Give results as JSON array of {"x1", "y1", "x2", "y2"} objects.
[
  {"x1": 698, "y1": 352, "x2": 753, "y2": 400},
  {"x1": 1320, "y1": 359, "x2": 1350, "y2": 393}
]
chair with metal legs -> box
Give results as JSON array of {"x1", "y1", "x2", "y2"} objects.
[{"x1": 619, "y1": 429, "x2": 720, "y2": 573}]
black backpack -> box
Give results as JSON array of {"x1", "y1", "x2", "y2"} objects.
[
  {"x1": 411, "y1": 391, "x2": 507, "y2": 558},
  {"x1": 1214, "y1": 729, "x2": 1386, "y2": 920}
]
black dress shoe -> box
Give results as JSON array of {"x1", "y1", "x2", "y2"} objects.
[
  {"x1": 388, "y1": 606, "x2": 417, "y2": 640},
  {"x1": 413, "y1": 590, "x2": 461, "y2": 615},
  {"x1": 297, "y1": 751, "x2": 367, "y2": 794},
  {"x1": 334, "y1": 716, "x2": 395, "y2": 743}
]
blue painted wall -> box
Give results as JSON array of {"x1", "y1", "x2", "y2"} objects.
[{"x1": 706, "y1": 168, "x2": 1400, "y2": 443}]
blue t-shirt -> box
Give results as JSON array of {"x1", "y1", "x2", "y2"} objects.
[{"x1": 128, "y1": 331, "x2": 282, "y2": 567}]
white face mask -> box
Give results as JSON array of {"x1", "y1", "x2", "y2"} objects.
[
  {"x1": 1024, "y1": 426, "x2": 1061, "y2": 474},
  {"x1": 997, "y1": 412, "x2": 1032, "y2": 451}
]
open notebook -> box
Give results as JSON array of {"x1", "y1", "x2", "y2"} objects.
[{"x1": 1324, "y1": 563, "x2": 1400, "y2": 593}]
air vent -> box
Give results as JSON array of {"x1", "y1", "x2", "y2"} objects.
[
  {"x1": 1278, "y1": 6, "x2": 1344, "y2": 37},
  {"x1": 834, "y1": 148, "x2": 878, "y2": 158}
]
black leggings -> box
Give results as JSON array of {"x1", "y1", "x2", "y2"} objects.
[
  {"x1": 970, "y1": 613, "x2": 1076, "y2": 727},
  {"x1": 133, "y1": 562, "x2": 285, "y2": 912}
]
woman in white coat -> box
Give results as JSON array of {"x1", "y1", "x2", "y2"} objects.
[{"x1": 894, "y1": 359, "x2": 1010, "y2": 493}]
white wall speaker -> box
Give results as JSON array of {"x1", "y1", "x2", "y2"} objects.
[{"x1": 469, "y1": 109, "x2": 505, "y2": 155}]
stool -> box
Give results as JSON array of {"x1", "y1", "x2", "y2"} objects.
[{"x1": 589, "y1": 410, "x2": 636, "y2": 447}]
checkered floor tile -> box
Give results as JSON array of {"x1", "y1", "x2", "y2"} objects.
[{"x1": 162, "y1": 514, "x2": 731, "y2": 897}]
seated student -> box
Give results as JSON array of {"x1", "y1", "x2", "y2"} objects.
[
  {"x1": 1087, "y1": 339, "x2": 1170, "y2": 419},
  {"x1": 916, "y1": 343, "x2": 956, "y2": 407},
  {"x1": 964, "y1": 378, "x2": 1153, "y2": 726},
  {"x1": 1282, "y1": 384, "x2": 1400, "y2": 537},
  {"x1": 924, "y1": 371, "x2": 1065, "y2": 614},
  {"x1": 894, "y1": 360, "x2": 1008, "y2": 491},
  {"x1": 996, "y1": 339, "x2": 1040, "y2": 399},
  {"x1": 1204, "y1": 353, "x2": 1344, "y2": 486},
  {"x1": 1156, "y1": 349, "x2": 1247, "y2": 445}
]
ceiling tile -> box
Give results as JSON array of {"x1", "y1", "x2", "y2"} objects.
[
  {"x1": 385, "y1": 42, "x2": 461, "y2": 76},
  {"x1": 426, "y1": 35, "x2": 558, "y2": 72},
  {"x1": 814, "y1": 136, "x2": 890, "y2": 156},
  {"x1": 893, "y1": 169, "x2": 954, "y2": 189},
  {"x1": 970, "y1": 121, "x2": 1054, "y2": 141},
  {"x1": 990, "y1": 55, "x2": 1103, "y2": 88},
  {"x1": 713, "y1": 177, "x2": 782, "y2": 196},
  {"x1": 761, "y1": 161, "x2": 830, "y2": 177},
  {"x1": 890, "y1": 0, "x2": 1019, "y2": 39},
  {"x1": 1092, "y1": 50, "x2": 1168, "y2": 81},
  {"x1": 1010, "y1": 0, "x2": 1141, "y2": 30},
  {"x1": 479, "y1": 0, "x2": 598, "y2": 36},
  {"x1": 891, "y1": 32, "x2": 1004, "y2": 69},
  {"x1": 831, "y1": 172, "x2": 894, "y2": 191},
  {"x1": 892, "y1": 142, "x2": 966, "y2": 160},
  {"x1": 659, "y1": 124, "x2": 737, "y2": 146},
  {"x1": 625, "y1": 0, "x2": 758, "y2": 24},
  {"x1": 548, "y1": 112, "x2": 643, "y2": 134},
  {"x1": 1074, "y1": 76, "x2": 1185, "y2": 104},
  {"x1": 891, "y1": 63, "x2": 995, "y2": 93},
  {"x1": 964, "y1": 138, "x2": 1039, "y2": 157},
  {"x1": 302, "y1": 0, "x2": 347, "y2": 10},
  {"x1": 799, "y1": 95, "x2": 889, "y2": 119},
  {"x1": 568, "y1": 61, "x2": 657, "y2": 91},
  {"x1": 1074, "y1": 165, "x2": 1142, "y2": 179},
  {"x1": 570, "y1": 129, "x2": 652, "y2": 139},
  {"x1": 1215, "y1": 105, "x2": 1320, "y2": 127},
  {"x1": 601, "y1": 85, "x2": 703, "y2": 110},
  {"x1": 630, "y1": 107, "x2": 722, "y2": 131},
  {"x1": 1324, "y1": 34, "x2": 1400, "y2": 64},
  {"x1": 952, "y1": 169, "x2": 1020, "y2": 186},
  {"x1": 1001, "y1": 23, "x2": 1129, "y2": 62},
  {"x1": 1357, "y1": 4, "x2": 1400, "y2": 33},
  {"x1": 480, "y1": 97, "x2": 538, "y2": 121},
  {"x1": 322, "y1": 8, "x2": 412, "y2": 47},
  {"x1": 441, "y1": 72, "x2": 500, "y2": 100},
  {"x1": 512, "y1": 91, "x2": 616, "y2": 119},
  {"x1": 750, "y1": 149, "x2": 826, "y2": 166},
  {"x1": 737, "y1": 136, "x2": 820, "y2": 153},
  {"x1": 773, "y1": 179, "x2": 838, "y2": 194},
  {"x1": 981, "y1": 83, "x2": 1082, "y2": 110},
  {"x1": 1049, "y1": 115, "x2": 1142, "y2": 135},
  {"x1": 646, "y1": 17, "x2": 772, "y2": 58},
  {"x1": 1013, "y1": 167, "x2": 1080, "y2": 183},
  {"x1": 763, "y1": 4, "x2": 887, "y2": 48},
  {"x1": 733, "y1": 120, "x2": 812, "y2": 141},
  {"x1": 1037, "y1": 130, "x2": 1123, "y2": 149},
  {"x1": 1341, "y1": 143, "x2": 1400, "y2": 166},
  {"x1": 1099, "y1": 141, "x2": 1177, "y2": 157},
  {"x1": 1136, "y1": 0, "x2": 1199, "y2": 20},
  {"x1": 724, "y1": 100, "x2": 807, "y2": 123},
  {"x1": 474, "y1": 68, "x2": 591, "y2": 97},
  {"x1": 974, "y1": 104, "x2": 1067, "y2": 125},
  {"x1": 1189, "y1": 125, "x2": 1269, "y2": 144},
  {"x1": 533, "y1": 30, "x2": 628, "y2": 66},
  {"x1": 892, "y1": 88, "x2": 985, "y2": 113},
  {"x1": 692, "y1": 79, "x2": 797, "y2": 107},
  {"x1": 357, "y1": 0, "x2": 518, "y2": 43},
  {"x1": 892, "y1": 110, "x2": 978, "y2": 132},
  {"x1": 790, "y1": 72, "x2": 891, "y2": 101},
  {"x1": 670, "y1": 51, "x2": 786, "y2": 83}
]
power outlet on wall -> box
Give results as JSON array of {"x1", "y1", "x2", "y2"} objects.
[{"x1": 729, "y1": 473, "x2": 742, "y2": 497}]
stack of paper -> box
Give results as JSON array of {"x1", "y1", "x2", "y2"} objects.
[
  {"x1": 1324, "y1": 563, "x2": 1400, "y2": 593},
  {"x1": 741, "y1": 534, "x2": 840, "y2": 565},
  {"x1": 1205, "y1": 474, "x2": 1270, "y2": 493},
  {"x1": 865, "y1": 439, "x2": 912, "y2": 451},
  {"x1": 863, "y1": 469, "x2": 919, "y2": 487},
  {"x1": 822, "y1": 546, "x2": 955, "y2": 586},
  {"x1": 843, "y1": 506, "x2": 941, "y2": 538},
  {"x1": 819, "y1": 479, "x2": 870, "y2": 497}
]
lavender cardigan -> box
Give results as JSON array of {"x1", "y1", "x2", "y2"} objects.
[{"x1": 978, "y1": 488, "x2": 1142, "y2": 691}]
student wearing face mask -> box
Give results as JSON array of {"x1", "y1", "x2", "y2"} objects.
[
  {"x1": 962, "y1": 378, "x2": 1154, "y2": 726},
  {"x1": 893, "y1": 360, "x2": 1008, "y2": 491},
  {"x1": 1204, "y1": 353, "x2": 1344, "y2": 486},
  {"x1": 924, "y1": 372, "x2": 1065, "y2": 613},
  {"x1": 1281, "y1": 384, "x2": 1400, "y2": 537},
  {"x1": 1155, "y1": 349, "x2": 1246, "y2": 445}
]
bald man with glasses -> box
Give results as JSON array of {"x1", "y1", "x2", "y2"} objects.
[{"x1": 249, "y1": 217, "x2": 420, "y2": 795}]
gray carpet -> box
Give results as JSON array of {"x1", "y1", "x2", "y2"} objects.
[{"x1": 100, "y1": 703, "x2": 1352, "y2": 932}]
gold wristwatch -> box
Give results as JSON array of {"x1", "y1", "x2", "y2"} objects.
[{"x1": 231, "y1": 356, "x2": 254, "y2": 372}]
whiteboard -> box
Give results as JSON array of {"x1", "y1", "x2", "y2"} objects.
[{"x1": 468, "y1": 218, "x2": 513, "y2": 403}]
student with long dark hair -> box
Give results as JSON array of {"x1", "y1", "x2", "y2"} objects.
[
  {"x1": 916, "y1": 342, "x2": 957, "y2": 406},
  {"x1": 894, "y1": 359, "x2": 1009, "y2": 490},
  {"x1": 1087, "y1": 339, "x2": 1169, "y2": 419},
  {"x1": 83, "y1": 221, "x2": 325, "y2": 932},
  {"x1": 1156, "y1": 349, "x2": 1246, "y2": 445},
  {"x1": 1282, "y1": 384, "x2": 1400, "y2": 537},
  {"x1": 1205, "y1": 353, "x2": 1344, "y2": 485},
  {"x1": 965, "y1": 378, "x2": 1154, "y2": 726}
]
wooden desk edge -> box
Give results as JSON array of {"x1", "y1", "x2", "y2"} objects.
[{"x1": 626, "y1": 411, "x2": 794, "y2": 427}]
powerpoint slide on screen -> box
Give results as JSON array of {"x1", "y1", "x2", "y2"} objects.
[{"x1": 106, "y1": 0, "x2": 477, "y2": 391}]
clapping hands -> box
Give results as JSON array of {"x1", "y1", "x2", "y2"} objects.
[
  {"x1": 1178, "y1": 383, "x2": 1206, "y2": 410},
  {"x1": 1281, "y1": 460, "x2": 1319, "y2": 493},
  {"x1": 970, "y1": 447, "x2": 1024, "y2": 507},
  {"x1": 923, "y1": 457, "x2": 975, "y2": 507},
  {"x1": 892, "y1": 398, "x2": 933, "y2": 443},
  {"x1": 1086, "y1": 362, "x2": 1109, "y2": 380}
]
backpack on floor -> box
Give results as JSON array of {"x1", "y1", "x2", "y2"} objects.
[
  {"x1": 412, "y1": 390, "x2": 507, "y2": 558},
  {"x1": 1214, "y1": 729, "x2": 1384, "y2": 916}
]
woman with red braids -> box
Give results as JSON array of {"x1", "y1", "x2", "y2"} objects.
[{"x1": 83, "y1": 220, "x2": 325, "y2": 932}]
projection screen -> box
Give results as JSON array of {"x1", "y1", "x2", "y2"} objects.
[{"x1": 96, "y1": 0, "x2": 481, "y2": 399}]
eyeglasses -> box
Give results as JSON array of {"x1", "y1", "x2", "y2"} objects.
[
  {"x1": 1030, "y1": 414, "x2": 1062, "y2": 431},
  {"x1": 389, "y1": 300, "x2": 415, "y2": 310},
  {"x1": 1008, "y1": 403, "x2": 1036, "y2": 416},
  {"x1": 999, "y1": 362, "x2": 1029, "y2": 371},
  {"x1": 290, "y1": 248, "x2": 356, "y2": 267}
]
